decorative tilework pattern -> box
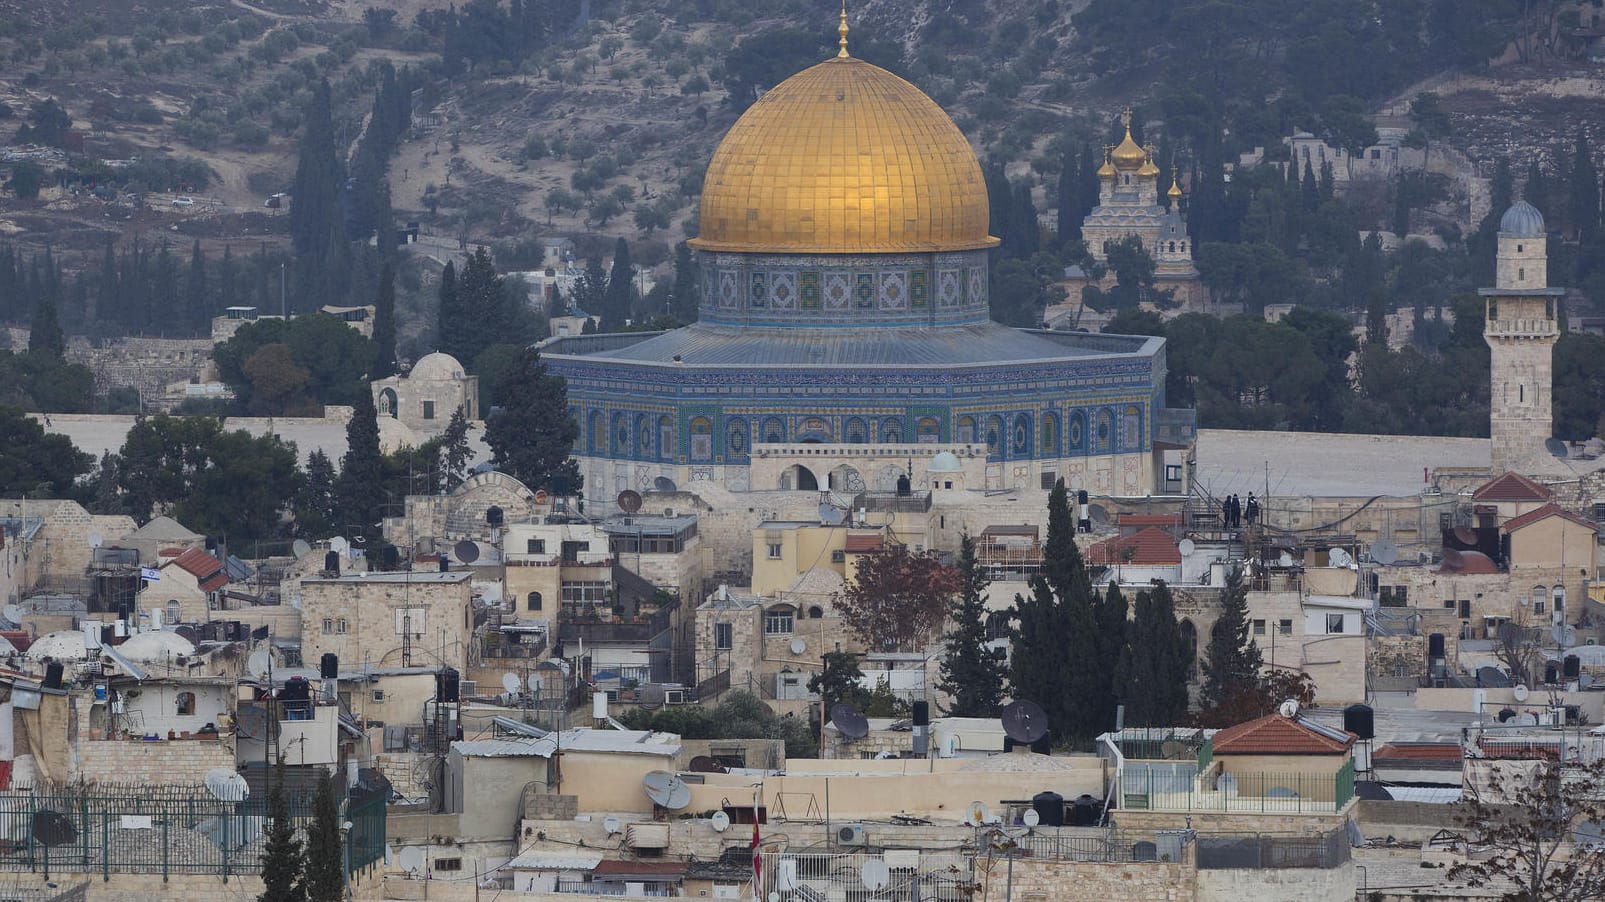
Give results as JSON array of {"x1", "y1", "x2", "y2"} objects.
[
  {"x1": 967, "y1": 268, "x2": 987, "y2": 306},
  {"x1": 824, "y1": 272, "x2": 850, "y2": 309},
  {"x1": 718, "y1": 272, "x2": 740, "y2": 309},
  {"x1": 800, "y1": 271, "x2": 821, "y2": 309},
  {"x1": 937, "y1": 270, "x2": 961, "y2": 308},
  {"x1": 770, "y1": 271, "x2": 798, "y2": 309},
  {"x1": 854, "y1": 273, "x2": 875, "y2": 308},
  {"x1": 879, "y1": 271, "x2": 908, "y2": 310},
  {"x1": 749, "y1": 272, "x2": 768, "y2": 307},
  {"x1": 909, "y1": 270, "x2": 928, "y2": 308}
]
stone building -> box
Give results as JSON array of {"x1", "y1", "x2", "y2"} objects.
[
  {"x1": 1482, "y1": 200, "x2": 1564, "y2": 472},
  {"x1": 371, "y1": 351, "x2": 479, "y2": 435},
  {"x1": 543, "y1": 43, "x2": 1194, "y2": 500},
  {"x1": 298, "y1": 570, "x2": 473, "y2": 672}
]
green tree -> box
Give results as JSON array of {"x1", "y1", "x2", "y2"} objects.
[
  {"x1": 302, "y1": 773, "x2": 343, "y2": 902},
  {"x1": 483, "y1": 347, "x2": 580, "y2": 493},
  {"x1": 1092, "y1": 581, "x2": 1129, "y2": 732},
  {"x1": 294, "y1": 449, "x2": 338, "y2": 538},
  {"x1": 8, "y1": 161, "x2": 43, "y2": 199},
  {"x1": 334, "y1": 389, "x2": 385, "y2": 538},
  {"x1": 0, "y1": 405, "x2": 92, "y2": 496},
  {"x1": 1569, "y1": 131, "x2": 1600, "y2": 242},
  {"x1": 439, "y1": 405, "x2": 472, "y2": 490},
  {"x1": 371, "y1": 263, "x2": 398, "y2": 379},
  {"x1": 602, "y1": 238, "x2": 634, "y2": 330},
  {"x1": 258, "y1": 760, "x2": 304, "y2": 902},
  {"x1": 186, "y1": 240, "x2": 208, "y2": 331},
  {"x1": 213, "y1": 314, "x2": 375, "y2": 410},
  {"x1": 938, "y1": 534, "x2": 1009, "y2": 716},
  {"x1": 1104, "y1": 235, "x2": 1158, "y2": 308},
  {"x1": 289, "y1": 80, "x2": 348, "y2": 309},
  {"x1": 669, "y1": 242, "x2": 699, "y2": 323},
  {"x1": 1405, "y1": 91, "x2": 1452, "y2": 169},
  {"x1": 1199, "y1": 566, "x2": 1262, "y2": 711},
  {"x1": 27, "y1": 293, "x2": 64, "y2": 358},
  {"x1": 1115, "y1": 581, "x2": 1190, "y2": 727},
  {"x1": 242, "y1": 343, "x2": 312, "y2": 415}
]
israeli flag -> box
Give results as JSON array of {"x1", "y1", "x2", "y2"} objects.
[{"x1": 140, "y1": 567, "x2": 161, "y2": 581}]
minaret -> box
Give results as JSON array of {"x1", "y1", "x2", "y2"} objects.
[{"x1": 1481, "y1": 200, "x2": 1563, "y2": 471}]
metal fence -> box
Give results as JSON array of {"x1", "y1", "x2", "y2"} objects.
[
  {"x1": 0, "y1": 784, "x2": 384, "y2": 880},
  {"x1": 757, "y1": 850, "x2": 973, "y2": 901},
  {"x1": 1194, "y1": 829, "x2": 1351, "y2": 870},
  {"x1": 1118, "y1": 760, "x2": 1357, "y2": 814},
  {"x1": 983, "y1": 827, "x2": 1191, "y2": 864}
]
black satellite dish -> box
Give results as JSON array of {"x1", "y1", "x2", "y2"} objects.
[
  {"x1": 688, "y1": 755, "x2": 728, "y2": 774},
  {"x1": 33, "y1": 810, "x2": 76, "y2": 847},
  {"x1": 1546, "y1": 437, "x2": 1569, "y2": 459},
  {"x1": 830, "y1": 703, "x2": 870, "y2": 739},
  {"x1": 452, "y1": 540, "x2": 480, "y2": 564},
  {"x1": 1001, "y1": 700, "x2": 1050, "y2": 745},
  {"x1": 1452, "y1": 527, "x2": 1479, "y2": 547},
  {"x1": 617, "y1": 490, "x2": 643, "y2": 514}
]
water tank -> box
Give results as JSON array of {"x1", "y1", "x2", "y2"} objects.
[
  {"x1": 1566, "y1": 654, "x2": 1581, "y2": 679},
  {"x1": 1545, "y1": 661, "x2": 1560, "y2": 685},
  {"x1": 324, "y1": 551, "x2": 340, "y2": 574},
  {"x1": 43, "y1": 661, "x2": 64, "y2": 690},
  {"x1": 320, "y1": 653, "x2": 339, "y2": 680},
  {"x1": 436, "y1": 667, "x2": 460, "y2": 702},
  {"x1": 486, "y1": 506, "x2": 504, "y2": 527},
  {"x1": 912, "y1": 700, "x2": 929, "y2": 727},
  {"x1": 1428, "y1": 633, "x2": 1446, "y2": 658},
  {"x1": 1342, "y1": 704, "x2": 1374, "y2": 740},
  {"x1": 1031, "y1": 791, "x2": 1064, "y2": 827},
  {"x1": 1069, "y1": 794, "x2": 1101, "y2": 826}
]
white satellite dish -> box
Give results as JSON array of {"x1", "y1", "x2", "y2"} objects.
[
  {"x1": 501, "y1": 673, "x2": 521, "y2": 695},
  {"x1": 1177, "y1": 538, "x2": 1195, "y2": 556},
  {"x1": 861, "y1": 859, "x2": 891, "y2": 891},
  {"x1": 204, "y1": 768, "x2": 250, "y2": 803},
  {"x1": 710, "y1": 811, "x2": 731, "y2": 832},
  {"x1": 291, "y1": 539, "x2": 312, "y2": 558},
  {"x1": 1, "y1": 605, "x2": 21, "y2": 626},
  {"x1": 87, "y1": 532, "x2": 103, "y2": 549},
  {"x1": 528, "y1": 674, "x2": 543, "y2": 693},
  {"x1": 789, "y1": 637, "x2": 807, "y2": 655},
  {"x1": 397, "y1": 846, "x2": 424, "y2": 873},
  {"x1": 330, "y1": 536, "x2": 350, "y2": 558},
  {"x1": 603, "y1": 815, "x2": 621, "y2": 835},
  {"x1": 1278, "y1": 699, "x2": 1300, "y2": 718},
  {"x1": 965, "y1": 801, "x2": 990, "y2": 826},
  {"x1": 247, "y1": 648, "x2": 273, "y2": 679},
  {"x1": 642, "y1": 771, "x2": 691, "y2": 810},
  {"x1": 1022, "y1": 809, "x2": 1040, "y2": 827},
  {"x1": 1514, "y1": 684, "x2": 1530, "y2": 702}
]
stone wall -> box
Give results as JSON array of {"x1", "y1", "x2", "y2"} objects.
[
  {"x1": 1112, "y1": 809, "x2": 1351, "y2": 835},
  {"x1": 72, "y1": 737, "x2": 234, "y2": 785},
  {"x1": 978, "y1": 855, "x2": 1195, "y2": 902},
  {"x1": 1194, "y1": 862, "x2": 1355, "y2": 902},
  {"x1": 64, "y1": 336, "x2": 213, "y2": 400}
]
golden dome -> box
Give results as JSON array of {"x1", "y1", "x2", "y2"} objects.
[
  {"x1": 1097, "y1": 147, "x2": 1116, "y2": 179},
  {"x1": 1137, "y1": 147, "x2": 1160, "y2": 178},
  {"x1": 689, "y1": 57, "x2": 998, "y2": 254},
  {"x1": 1168, "y1": 168, "x2": 1184, "y2": 199},
  {"x1": 1110, "y1": 108, "x2": 1146, "y2": 171}
]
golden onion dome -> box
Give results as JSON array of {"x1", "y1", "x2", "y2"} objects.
[
  {"x1": 1168, "y1": 169, "x2": 1184, "y2": 199},
  {"x1": 689, "y1": 56, "x2": 998, "y2": 254},
  {"x1": 1110, "y1": 128, "x2": 1147, "y2": 170},
  {"x1": 1097, "y1": 147, "x2": 1116, "y2": 179},
  {"x1": 1137, "y1": 148, "x2": 1161, "y2": 178}
]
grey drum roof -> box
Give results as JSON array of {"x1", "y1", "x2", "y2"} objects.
[{"x1": 551, "y1": 323, "x2": 1155, "y2": 368}]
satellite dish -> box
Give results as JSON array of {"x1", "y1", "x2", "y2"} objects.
[
  {"x1": 397, "y1": 846, "x2": 425, "y2": 873},
  {"x1": 32, "y1": 811, "x2": 76, "y2": 847},
  {"x1": 1328, "y1": 547, "x2": 1354, "y2": 568},
  {"x1": 789, "y1": 638, "x2": 807, "y2": 655},
  {"x1": 1477, "y1": 666, "x2": 1511, "y2": 688},
  {"x1": 247, "y1": 648, "x2": 273, "y2": 679},
  {"x1": 453, "y1": 540, "x2": 480, "y2": 564},
  {"x1": 87, "y1": 532, "x2": 103, "y2": 549},
  {"x1": 965, "y1": 801, "x2": 990, "y2": 826},
  {"x1": 1001, "y1": 700, "x2": 1049, "y2": 745},
  {"x1": 1370, "y1": 540, "x2": 1398, "y2": 566},
  {"x1": 329, "y1": 536, "x2": 350, "y2": 558},
  {"x1": 234, "y1": 705, "x2": 270, "y2": 739},
  {"x1": 1, "y1": 605, "x2": 21, "y2": 626},
  {"x1": 204, "y1": 767, "x2": 250, "y2": 802},
  {"x1": 1177, "y1": 538, "x2": 1195, "y2": 556},
  {"x1": 501, "y1": 673, "x2": 521, "y2": 695},
  {"x1": 1441, "y1": 548, "x2": 1465, "y2": 572},
  {"x1": 642, "y1": 770, "x2": 691, "y2": 810},
  {"x1": 1547, "y1": 437, "x2": 1569, "y2": 459},
  {"x1": 1278, "y1": 551, "x2": 1294, "y2": 568},
  {"x1": 1514, "y1": 684, "x2": 1530, "y2": 702},
  {"x1": 860, "y1": 859, "x2": 891, "y2": 891},
  {"x1": 654, "y1": 476, "x2": 677, "y2": 493},
  {"x1": 818, "y1": 504, "x2": 847, "y2": 526},
  {"x1": 1087, "y1": 504, "x2": 1111, "y2": 527},
  {"x1": 534, "y1": 489, "x2": 550, "y2": 505},
  {"x1": 1278, "y1": 699, "x2": 1300, "y2": 718},
  {"x1": 291, "y1": 539, "x2": 312, "y2": 558},
  {"x1": 603, "y1": 815, "x2": 621, "y2": 835},
  {"x1": 1513, "y1": 713, "x2": 1538, "y2": 726},
  {"x1": 528, "y1": 674, "x2": 543, "y2": 693},
  {"x1": 830, "y1": 703, "x2": 870, "y2": 739},
  {"x1": 710, "y1": 811, "x2": 731, "y2": 832},
  {"x1": 1452, "y1": 527, "x2": 1479, "y2": 546},
  {"x1": 688, "y1": 756, "x2": 727, "y2": 774},
  {"x1": 617, "y1": 490, "x2": 643, "y2": 513},
  {"x1": 639, "y1": 684, "x2": 666, "y2": 710},
  {"x1": 1022, "y1": 809, "x2": 1041, "y2": 827}
]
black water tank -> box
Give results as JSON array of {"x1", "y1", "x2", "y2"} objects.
[
  {"x1": 280, "y1": 676, "x2": 310, "y2": 703},
  {"x1": 486, "y1": 506, "x2": 505, "y2": 527},
  {"x1": 1029, "y1": 733, "x2": 1052, "y2": 755},
  {"x1": 320, "y1": 653, "x2": 339, "y2": 679},
  {"x1": 1077, "y1": 490, "x2": 1089, "y2": 506},
  {"x1": 1343, "y1": 704, "x2": 1375, "y2": 740},
  {"x1": 1546, "y1": 661, "x2": 1560, "y2": 685},
  {"x1": 1032, "y1": 791, "x2": 1064, "y2": 827},
  {"x1": 324, "y1": 551, "x2": 340, "y2": 573},
  {"x1": 439, "y1": 556, "x2": 449, "y2": 573},
  {"x1": 436, "y1": 667, "x2": 460, "y2": 702},
  {"x1": 1566, "y1": 654, "x2": 1581, "y2": 679},
  {"x1": 1069, "y1": 794, "x2": 1100, "y2": 826},
  {"x1": 1428, "y1": 633, "x2": 1446, "y2": 658},
  {"x1": 1498, "y1": 707, "x2": 1517, "y2": 722},
  {"x1": 43, "y1": 661, "x2": 64, "y2": 690},
  {"x1": 912, "y1": 700, "x2": 929, "y2": 727}
]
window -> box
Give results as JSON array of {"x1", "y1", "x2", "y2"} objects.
[
  {"x1": 1326, "y1": 613, "x2": 1345, "y2": 634},
  {"x1": 167, "y1": 600, "x2": 182, "y2": 624},
  {"x1": 1535, "y1": 599, "x2": 1546, "y2": 614},
  {"x1": 767, "y1": 543, "x2": 783, "y2": 559},
  {"x1": 433, "y1": 858, "x2": 462, "y2": 872},
  {"x1": 371, "y1": 689, "x2": 386, "y2": 702},
  {"x1": 561, "y1": 581, "x2": 609, "y2": 604},
  {"x1": 560, "y1": 540, "x2": 590, "y2": 563},
  {"x1": 175, "y1": 692, "x2": 195, "y2": 716},
  {"x1": 527, "y1": 538, "x2": 546, "y2": 554},
  {"x1": 1443, "y1": 599, "x2": 1457, "y2": 609},
  {"x1": 322, "y1": 618, "x2": 333, "y2": 635},
  {"x1": 808, "y1": 605, "x2": 824, "y2": 619},
  {"x1": 1279, "y1": 619, "x2": 1292, "y2": 635},
  {"x1": 422, "y1": 400, "x2": 436, "y2": 420},
  {"x1": 336, "y1": 618, "x2": 348, "y2": 634},
  {"x1": 830, "y1": 550, "x2": 845, "y2": 563},
  {"x1": 1252, "y1": 619, "x2": 1266, "y2": 636},
  {"x1": 714, "y1": 622, "x2": 733, "y2": 650},
  {"x1": 527, "y1": 592, "x2": 543, "y2": 611},
  {"x1": 764, "y1": 608, "x2": 794, "y2": 635}
]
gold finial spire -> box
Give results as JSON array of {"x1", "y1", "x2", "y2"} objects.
[
  {"x1": 837, "y1": 1, "x2": 850, "y2": 58},
  {"x1": 1168, "y1": 165, "x2": 1184, "y2": 199},
  {"x1": 1097, "y1": 145, "x2": 1116, "y2": 178},
  {"x1": 1121, "y1": 108, "x2": 1133, "y2": 132}
]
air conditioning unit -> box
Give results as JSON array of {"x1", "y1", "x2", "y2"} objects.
[
  {"x1": 459, "y1": 680, "x2": 477, "y2": 698},
  {"x1": 836, "y1": 824, "x2": 867, "y2": 846},
  {"x1": 664, "y1": 689, "x2": 686, "y2": 705}
]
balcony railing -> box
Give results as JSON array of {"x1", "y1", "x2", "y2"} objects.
[{"x1": 1118, "y1": 760, "x2": 1355, "y2": 814}]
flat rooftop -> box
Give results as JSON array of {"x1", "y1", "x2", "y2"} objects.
[
  {"x1": 1195, "y1": 428, "x2": 1490, "y2": 498},
  {"x1": 300, "y1": 571, "x2": 471, "y2": 584}
]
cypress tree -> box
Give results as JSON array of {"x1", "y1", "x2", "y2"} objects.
[
  {"x1": 938, "y1": 533, "x2": 1009, "y2": 716},
  {"x1": 436, "y1": 260, "x2": 459, "y2": 353},
  {"x1": 1569, "y1": 131, "x2": 1600, "y2": 242},
  {"x1": 1093, "y1": 581, "x2": 1128, "y2": 730},
  {"x1": 603, "y1": 237, "x2": 634, "y2": 330},
  {"x1": 302, "y1": 773, "x2": 344, "y2": 902},
  {"x1": 1200, "y1": 566, "x2": 1262, "y2": 710},
  {"x1": 258, "y1": 760, "x2": 305, "y2": 902},
  {"x1": 372, "y1": 263, "x2": 397, "y2": 378},
  {"x1": 484, "y1": 347, "x2": 581, "y2": 493},
  {"x1": 28, "y1": 290, "x2": 64, "y2": 358},
  {"x1": 1116, "y1": 581, "x2": 1189, "y2": 727},
  {"x1": 1042, "y1": 480, "x2": 1089, "y2": 603},
  {"x1": 1060, "y1": 577, "x2": 1103, "y2": 741},
  {"x1": 1055, "y1": 144, "x2": 1080, "y2": 244},
  {"x1": 670, "y1": 241, "x2": 699, "y2": 323},
  {"x1": 290, "y1": 79, "x2": 348, "y2": 308},
  {"x1": 334, "y1": 389, "x2": 385, "y2": 537},
  {"x1": 220, "y1": 245, "x2": 236, "y2": 311},
  {"x1": 1525, "y1": 161, "x2": 1550, "y2": 218},
  {"x1": 1301, "y1": 159, "x2": 1321, "y2": 213},
  {"x1": 187, "y1": 239, "x2": 208, "y2": 333},
  {"x1": 1010, "y1": 576, "x2": 1070, "y2": 733}
]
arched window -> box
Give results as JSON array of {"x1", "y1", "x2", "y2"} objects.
[
  {"x1": 588, "y1": 411, "x2": 605, "y2": 453},
  {"x1": 1122, "y1": 405, "x2": 1143, "y2": 450},
  {"x1": 658, "y1": 416, "x2": 675, "y2": 461},
  {"x1": 880, "y1": 417, "x2": 903, "y2": 443},
  {"x1": 1067, "y1": 411, "x2": 1086, "y2": 452},
  {"x1": 527, "y1": 592, "x2": 542, "y2": 611},
  {"x1": 1011, "y1": 413, "x2": 1032, "y2": 456},
  {"x1": 336, "y1": 618, "x2": 348, "y2": 634},
  {"x1": 762, "y1": 416, "x2": 786, "y2": 444},
  {"x1": 845, "y1": 417, "x2": 868, "y2": 444},
  {"x1": 166, "y1": 600, "x2": 182, "y2": 624},
  {"x1": 808, "y1": 605, "x2": 824, "y2": 619},
  {"x1": 322, "y1": 618, "x2": 333, "y2": 635},
  {"x1": 985, "y1": 415, "x2": 1004, "y2": 460},
  {"x1": 917, "y1": 417, "x2": 940, "y2": 443},
  {"x1": 611, "y1": 412, "x2": 630, "y2": 456},
  {"x1": 763, "y1": 605, "x2": 795, "y2": 635},
  {"x1": 1040, "y1": 412, "x2": 1060, "y2": 456},
  {"x1": 1553, "y1": 585, "x2": 1566, "y2": 618},
  {"x1": 957, "y1": 416, "x2": 977, "y2": 443},
  {"x1": 727, "y1": 421, "x2": 749, "y2": 459},
  {"x1": 690, "y1": 417, "x2": 713, "y2": 462},
  {"x1": 635, "y1": 414, "x2": 651, "y2": 460},
  {"x1": 175, "y1": 692, "x2": 195, "y2": 716},
  {"x1": 1094, "y1": 409, "x2": 1114, "y2": 453},
  {"x1": 378, "y1": 388, "x2": 398, "y2": 418}
]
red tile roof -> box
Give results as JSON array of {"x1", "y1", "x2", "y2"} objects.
[
  {"x1": 1212, "y1": 713, "x2": 1354, "y2": 756},
  {"x1": 1473, "y1": 472, "x2": 1551, "y2": 502},
  {"x1": 844, "y1": 533, "x2": 885, "y2": 553},
  {"x1": 1503, "y1": 502, "x2": 1595, "y2": 533},
  {"x1": 1373, "y1": 743, "x2": 1461, "y2": 762},
  {"x1": 1440, "y1": 550, "x2": 1501, "y2": 575},
  {"x1": 592, "y1": 860, "x2": 687, "y2": 880},
  {"x1": 167, "y1": 547, "x2": 227, "y2": 592},
  {"x1": 1086, "y1": 527, "x2": 1181, "y2": 566},
  {"x1": 1119, "y1": 513, "x2": 1183, "y2": 529}
]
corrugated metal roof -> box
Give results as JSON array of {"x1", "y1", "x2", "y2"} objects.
[
  {"x1": 452, "y1": 737, "x2": 555, "y2": 758},
  {"x1": 507, "y1": 851, "x2": 603, "y2": 871}
]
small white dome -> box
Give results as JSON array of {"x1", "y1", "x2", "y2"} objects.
[
  {"x1": 1499, "y1": 201, "x2": 1545, "y2": 238},
  {"x1": 929, "y1": 451, "x2": 963, "y2": 473},
  {"x1": 27, "y1": 631, "x2": 89, "y2": 661},
  {"x1": 409, "y1": 352, "x2": 467, "y2": 382},
  {"x1": 116, "y1": 631, "x2": 196, "y2": 663}
]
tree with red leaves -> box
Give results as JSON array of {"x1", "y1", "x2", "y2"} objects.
[{"x1": 835, "y1": 545, "x2": 962, "y2": 653}]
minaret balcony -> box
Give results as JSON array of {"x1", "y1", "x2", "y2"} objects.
[{"x1": 1485, "y1": 318, "x2": 1559, "y2": 338}]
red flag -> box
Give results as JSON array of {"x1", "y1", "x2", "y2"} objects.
[{"x1": 750, "y1": 816, "x2": 762, "y2": 899}]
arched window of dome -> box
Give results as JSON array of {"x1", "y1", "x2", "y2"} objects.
[
  {"x1": 880, "y1": 417, "x2": 903, "y2": 443},
  {"x1": 985, "y1": 415, "x2": 1004, "y2": 460},
  {"x1": 727, "y1": 421, "x2": 749, "y2": 459},
  {"x1": 378, "y1": 388, "x2": 398, "y2": 418},
  {"x1": 1122, "y1": 405, "x2": 1143, "y2": 450},
  {"x1": 917, "y1": 417, "x2": 940, "y2": 443},
  {"x1": 1012, "y1": 413, "x2": 1032, "y2": 456},
  {"x1": 588, "y1": 411, "x2": 605, "y2": 454},
  {"x1": 635, "y1": 414, "x2": 651, "y2": 460},
  {"x1": 527, "y1": 592, "x2": 542, "y2": 611},
  {"x1": 957, "y1": 416, "x2": 977, "y2": 443},
  {"x1": 845, "y1": 417, "x2": 868, "y2": 444},
  {"x1": 797, "y1": 417, "x2": 832, "y2": 444},
  {"x1": 1067, "y1": 411, "x2": 1086, "y2": 452},
  {"x1": 1040, "y1": 412, "x2": 1060, "y2": 457},
  {"x1": 1094, "y1": 409, "x2": 1114, "y2": 453},
  {"x1": 611, "y1": 412, "x2": 630, "y2": 456},
  {"x1": 690, "y1": 417, "x2": 713, "y2": 462},
  {"x1": 763, "y1": 416, "x2": 787, "y2": 444},
  {"x1": 658, "y1": 416, "x2": 675, "y2": 461}
]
